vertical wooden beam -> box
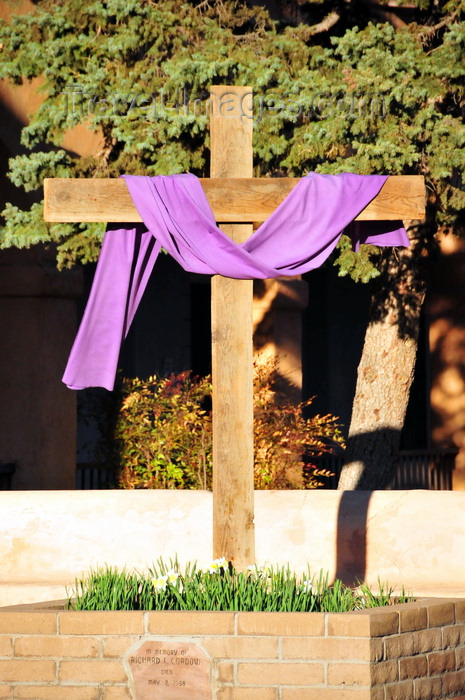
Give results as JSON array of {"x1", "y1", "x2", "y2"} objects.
[{"x1": 210, "y1": 86, "x2": 255, "y2": 568}]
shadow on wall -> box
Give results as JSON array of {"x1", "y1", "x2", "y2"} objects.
[
  {"x1": 335, "y1": 490, "x2": 372, "y2": 586},
  {"x1": 335, "y1": 426, "x2": 402, "y2": 585}
]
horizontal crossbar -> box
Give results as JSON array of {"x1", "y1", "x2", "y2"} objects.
[{"x1": 43, "y1": 176, "x2": 425, "y2": 223}]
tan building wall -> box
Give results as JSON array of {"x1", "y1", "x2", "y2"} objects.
[
  {"x1": 428, "y1": 234, "x2": 465, "y2": 490},
  {"x1": 0, "y1": 263, "x2": 81, "y2": 488}
]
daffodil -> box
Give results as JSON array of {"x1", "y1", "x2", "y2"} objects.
[
  {"x1": 151, "y1": 575, "x2": 168, "y2": 591},
  {"x1": 206, "y1": 557, "x2": 228, "y2": 574},
  {"x1": 166, "y1": 569, "x2": 179, "y2": 584},
  {"x1": 252, "y1": 564, "x2": 272, "y2": 577},
  {"x1": 247, "y1": 563, "x2": 270, "y2": 577},
  {"x1": 301, "y1": 579, "x2": 313, "y2": 593}
]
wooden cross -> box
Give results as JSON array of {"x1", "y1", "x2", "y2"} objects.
[{"x1": 44, "y1": 86, "x2": 425, "y2": 569}]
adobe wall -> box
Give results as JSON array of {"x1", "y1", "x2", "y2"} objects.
[{"x1": 1, "y1": 490, "x2": 464, "y2": 606}]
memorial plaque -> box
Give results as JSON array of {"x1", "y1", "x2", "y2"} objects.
[{"x1": 127, "y1": 640, "x2": 211, "y2": 700}]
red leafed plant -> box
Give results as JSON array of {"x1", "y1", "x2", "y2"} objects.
[
  {"x1": 89, "y1": 359, "x2": 344, "y2": 490},
  {"x1": 252, "y1": 359, "x2": 344, "y2": 489}
]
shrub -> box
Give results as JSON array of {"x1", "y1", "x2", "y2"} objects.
[
  {"x1": 252, "y1": 360, "x2": 343, "y2": 489},
  {"x1": 86, "y1": 360, "x2": 344, "y2": 489},
  {"x1": 115, "y1": 371, "x2": 212, "y2": 489}
]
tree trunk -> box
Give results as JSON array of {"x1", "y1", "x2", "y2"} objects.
[{"x1": 338, "y1": 223, "x2": 428, "y2": 490}]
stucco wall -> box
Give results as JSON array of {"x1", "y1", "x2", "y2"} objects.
[{"x1": 1, "y1": 490, "x2": 464, "y2": 606}]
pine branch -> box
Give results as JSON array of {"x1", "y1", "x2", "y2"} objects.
[
  {"x1": 289, "y1": 11, "x2": 341, "y2": 40},
  {"x1": 358, "y1": 0, "x2": 407, "y2": 28},
  {"x1": 419, "y1": 10, "x2": 460, "y2": 43}
]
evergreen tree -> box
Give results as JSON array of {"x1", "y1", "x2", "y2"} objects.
[{"x1": 1, "y1": 0, "x2": 464, "y2": 487}]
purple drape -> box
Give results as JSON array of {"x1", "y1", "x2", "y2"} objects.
[{"x1": 63, "y1": 172, "x2": 408, "y2": 390}]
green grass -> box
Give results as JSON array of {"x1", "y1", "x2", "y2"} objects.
[{"x1": 67, "y1": 558, "x2": 412, "y2": 612}]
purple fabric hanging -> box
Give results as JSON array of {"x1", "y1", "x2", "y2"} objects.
[{"x1": 62, "y1": 172, "x2": 409, "y2": 390}]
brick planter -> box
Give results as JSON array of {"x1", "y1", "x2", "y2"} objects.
[{"x1": 1, "y1": 598, "x2": 465, "y2": 699}]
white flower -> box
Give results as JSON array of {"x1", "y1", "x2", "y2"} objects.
[
  {"x1": 166, "y1": 569, "x2": 179, "y2": 584},
  {"x1": 301, "y1": 579, "x2": 313, "y2": 593},
  {"x1": 206, "y1": 557, "x2": 228, "y2": 574},
  {"x1": 255, "y1": 564, "x2": 273, "y2": 577},
  {"x1": 151, "y1": 575, "x2": 168, "y2": 591},
  {"x1": 247, "y1": 563, "x2": 270, "y2": 577}
]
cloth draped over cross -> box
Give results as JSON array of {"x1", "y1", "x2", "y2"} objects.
[{"x1": 62, "y1": 172, "x2": 409, "y2": 391}]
